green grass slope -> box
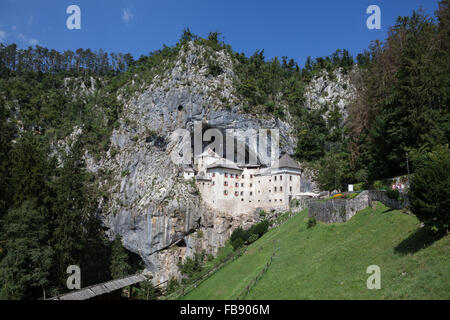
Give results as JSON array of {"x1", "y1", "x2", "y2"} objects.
[{"x1": 183, "y1": 203, "x2": 449, "y2": 300}]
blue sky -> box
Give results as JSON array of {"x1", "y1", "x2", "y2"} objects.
[{"x1": 0, "y1": 0, "x2": 440, "y2": 65}]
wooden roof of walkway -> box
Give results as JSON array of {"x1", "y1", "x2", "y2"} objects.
[{"x1": 49, "y1": 274, "x2": 148, "y2": 300}]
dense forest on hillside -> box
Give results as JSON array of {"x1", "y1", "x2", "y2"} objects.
[{"x1": 0, "y1": 1, "x2": 448, "y2": 299}]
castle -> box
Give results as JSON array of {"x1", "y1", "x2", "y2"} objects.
[{"x1": 184, "y1": 149, "x2": 303, "y2": 214}]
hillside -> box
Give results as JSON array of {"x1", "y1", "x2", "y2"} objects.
[{"x1": 183, "y1": 203, "x2": 450, "y2": 300}]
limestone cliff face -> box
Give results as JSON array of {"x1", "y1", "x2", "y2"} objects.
[
  {"x1": 83, "y1": 42, "x2": 355, "y2": 284},
  {"x1": 82, "y1": 42, "x2": 296, "y2": 284},
  {"x1": 305, "y1": 68, "x2": 356, "y2": 124}
]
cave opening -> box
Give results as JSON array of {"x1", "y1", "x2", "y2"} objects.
[{"x1": 177, "y1": 239, "x2": 186, "y2": 247}]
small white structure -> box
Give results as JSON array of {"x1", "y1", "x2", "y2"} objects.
[
  {"x1": 185, "y1": 149, "x2": 303, "y2": 214},
  {"x1": 183, "y1": 166, "x2": 195, "y2": 180}
]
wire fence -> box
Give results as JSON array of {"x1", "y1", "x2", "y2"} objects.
[
  {"x1": 235, "y1": 240, "x2": 278, "y2": 300},
  {"x1": 146, "y1": 211, "x2": 296, "y2": 300},
  {"x1": 151, "y1": 246, "x2": 248, "y2": 300}
]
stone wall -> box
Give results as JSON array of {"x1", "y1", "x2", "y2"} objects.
[
  {"x1": 307, "y1": 190, "x2": 408, "y2": 224},
  {"x1": 367, "y1": 190, "x2": 409, "y2": 210}
]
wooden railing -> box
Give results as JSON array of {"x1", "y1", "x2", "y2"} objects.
[{"x1": 235, "y1": 240, "x2": 277, "y2": 300}]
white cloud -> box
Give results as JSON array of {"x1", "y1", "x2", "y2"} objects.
[
  {"x1": 18, "y1": 33, "x2": 39, "y2": 46},
  {"x1": 27, "y1": 16, "x2": 34, "y2": 26},
  {"x1": 122, "y1": 8, "x2": 134, "y2": 23},
  {"x1": 0, "y1": 30, "x2": 6, "y2": 43},
  {"x1": 12, "y1": 26, "x2": 17, "y2": 31}
]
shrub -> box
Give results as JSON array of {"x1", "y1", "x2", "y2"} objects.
[
  {"x1": 307, "y1": 217, "x2": 317, "y2": 229},
  {"x1": 230, "y1": 221, "x2": 270, "y2": 250},
  {"x1": 386, "y1": 189, "x2": 400, "y2": 200},
  {"x1": 230, "y1": 237, "x2": 244, "y2": 251},
  {"x1": 178, "y1": 251, "x2": 205, "y2": 279},
  {"x1": 166, "y1": 277, "x2": 180, "y2": 294},
  {"x1": 409, "y1": 145, "x2": 450, "y2": 232},
  {"x1": 247, "y1": 233, "x2": 258, "y2": 244},
  {"x1": 373, "y1": 180, "x2": 385, "y2": 190}
]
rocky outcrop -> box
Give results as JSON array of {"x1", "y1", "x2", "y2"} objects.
[
  {"x1": 84, "y1": 42, "x2": 297, "y2": 284},
  {"x1": 80, "y1": 41, "x2": 356, "y2": 285},
  {"x1": 305, "y1": 68, "x2": 356, "y2": 124}
]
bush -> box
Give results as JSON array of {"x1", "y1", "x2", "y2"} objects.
[
  {"x1": 248, "y1": 220, "x2": 270, "y2": 238},
  {"x1": 307, "y1": 217, "x2": 317, "y2": 229},
  {"x1": 178, "y1": 251, "x2": 205, "y2": 279},
  {"x1": 230, "y1": 237, "x2": 244, "y2": 251},
  {"x1": 166, "y1": 277, "x2": 180, "y2": 294},
  {"x1": 386, "y1": 189, "x2": 400, "y2": 200},
  {"x1": 229, "y1": 221, "x2": 270, "y2": 250},
  {"x1": 409, "y1": 145, "x2": 450, "y2": 232},
  {"x1": 373, "y1": 180, "x2": 385, "y2": 190},
  {"x1": 247, "y1": 233, "x2": 259, "y2": 244}
]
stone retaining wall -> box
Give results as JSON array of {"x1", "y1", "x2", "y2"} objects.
[{"x1": 307, "y1": 190, "x2": 408, "y2": 223}]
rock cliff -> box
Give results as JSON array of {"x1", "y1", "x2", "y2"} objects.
[{"x1": 82, "y1": 41, "x2": 354, "y2": 284}]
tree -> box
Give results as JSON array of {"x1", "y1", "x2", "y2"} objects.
[
  {"x1": 409, "y1": 145, "x2": 450, "y2": 232},
  {"x1": 110, "y1": 235, "x2": 131, "y2": 279},
  {"x1": 50, "y1": 140, "x2": 101, "y2": 286},
  {"x1": 0, "y1": 200, "x2": 54, "y2": 300}
]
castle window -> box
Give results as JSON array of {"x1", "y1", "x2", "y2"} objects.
[
  {"x1": 235, "y1": 191, "x2": 239, "y2": 196},
  {"x1": 258, "y1": 200, "x2": 260, "y2": 202},
  {"x1": 274, "y1": 176, "x2": 277, "y2": 182},
  {"x1": 224, "y1": 190, "x2": 228, "y2": 196},
  {"x1": 250, "y1": 192, "x2": 253, "y2": 196},
  {"x1": 241, "y1": 183, "x2": 244, "y2": 187},
  {"x1": 280, "y1": 199, "x2": 282, "y2": 202},
  {"x1": 240, "y1": 191, "x2": 244, "y2": 196},
  {"x1": 212, "y1": 173, "x2": 216, "y2": 177},
  {"x1": 250, "y1": 175, "x2": 253, "y2": 179},
  {"x1": 290, "y1": 176, "x2": 292, "y2": 181},
  {"x1": 242, "y1": 174, "x2": 245, "y2": 179},
  {"x1": 274, "y1": 187, "x2": 277, "y2": 192},
  {"x1": 250, "y1": 183, "x2": 253, "y2": 187},
  {"x1": 224, "y1": 173, "x2": 228, "y2": 178},
  {"x1": 230, "y1": 174, "x2": 234, "y2": 178},
  {"x1": 235, "y1": 183, "x2": 239, "y2": 187},
  {"x1": 280, "y1": 175, "x2": 282, "y2": 181},
  {"x1": 224, "y1": 181, "x2": 228, "y2": 186},
  {"x1": 290, "y1": 186, "x2": 292, "y2": 192},
  {"x1": 241, "y1": 198, "x2": 244, "y2": 201},
  {"x1": 275, "y1": 199, "x2": 277, "y2": 202},
  {"x1": 212, "y1": 181, "x2": 215, "y2": 186},
  {"x1": 178, "y1": 105, "x2": 183, "y2": 111},
  {"x1": 280, "y1": 186, "x2": 283, "y2": 192}
]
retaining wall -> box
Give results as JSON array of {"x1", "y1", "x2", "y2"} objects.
[{"x1": 308, "y1": 190, "x2": 408, "y2": 223}]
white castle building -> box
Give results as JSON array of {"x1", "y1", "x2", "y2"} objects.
[{"x1": 184, "y1": 149, "x2": 303, "y2": 214}]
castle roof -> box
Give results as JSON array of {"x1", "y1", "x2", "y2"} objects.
[
  {"x1": 277, "y1": 154, "x2": 302, "y2": 170},
  {"x1": 207, "y1": 160, "x2": 243, "y2": 171}
]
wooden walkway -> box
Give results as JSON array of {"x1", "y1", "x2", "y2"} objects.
[{"x1": 49, "y1": 274, "x2": 148, "y2": 300}]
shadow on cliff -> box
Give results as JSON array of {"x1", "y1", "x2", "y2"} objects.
[{"x1": 394, "y1": 226, "x2": 446, "y2": 255}]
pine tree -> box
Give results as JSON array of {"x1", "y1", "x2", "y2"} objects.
[
  {"x1": 110, "y1": 235, "x2": 131, "y2": 279},
  {"x1": 0, "y1": 200, "x2": 53, "y2": 300}
]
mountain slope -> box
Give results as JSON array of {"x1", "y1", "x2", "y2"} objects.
[{"x1": 183, "y1": 203, "x2": 450, "y2": 300}]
